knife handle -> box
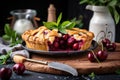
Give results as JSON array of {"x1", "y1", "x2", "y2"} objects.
[
  {"x1": 13, "y1": 55, "x2": 48, "y2": 65},
  {"x1": 26, "y1": 58, "x2": 48, "y2": 65}
]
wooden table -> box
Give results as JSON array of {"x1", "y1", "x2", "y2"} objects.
[{"x1": 17, "y1": 43, "x2": 120, "y2": 75}]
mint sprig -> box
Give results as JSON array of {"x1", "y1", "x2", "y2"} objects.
[
  {"x1": 2, "y1": 24, "x2": 23, "y2": 46},
  {"x1": 88, "y1": 72, "x2": 96, "y2": 80},
  {"x1": 43, "y1": 13, "x2": 76, "y2": 34},
  {"x1": 71, "y1": 15, "x2": 84, "y2": 28},
  {"x1": 0, "y1": 50, "x2": 12, "y2": 65},
  {"x1": 115, "y1": 69, "x2": 120, "y2": 75}
]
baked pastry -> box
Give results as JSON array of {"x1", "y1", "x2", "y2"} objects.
[{"x1": 22, "y1": 26, "x2": 94, "y2": 51}]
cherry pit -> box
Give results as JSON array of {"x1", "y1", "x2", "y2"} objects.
[{"x1": 0, "y1": 63, "x2": 25, "y2": 80}]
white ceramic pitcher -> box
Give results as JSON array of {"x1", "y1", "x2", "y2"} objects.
[{"x1": 86, "y1": 5, "x2": 115, "y2": 42}]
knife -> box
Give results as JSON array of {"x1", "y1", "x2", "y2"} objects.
[{"x1": 13, "y1": 55, "x2": 78, "y2": 76}]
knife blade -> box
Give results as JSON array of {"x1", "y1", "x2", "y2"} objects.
[
  {"x1": 13, "y1": 55, "x2": 78, "y2": 76},
  {"x1": 48, "y1": 62, "x2": 78, "y2": 76}
]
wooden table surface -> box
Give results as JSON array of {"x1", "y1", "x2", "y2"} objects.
[{"x1": 15, "y1": 43, "x2": 120, "y2": 75}]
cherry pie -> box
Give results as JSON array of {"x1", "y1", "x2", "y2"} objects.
[{"x1": 22, "y1": 26, "x2": 94, "y2": 51}]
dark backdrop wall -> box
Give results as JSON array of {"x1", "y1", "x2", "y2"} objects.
[
  {"x1": 0, "y1": 0, "x2": 68, "y2": 35},
  {"x1": 0, "y1": 0, "x2": 120, "y2": 42}
]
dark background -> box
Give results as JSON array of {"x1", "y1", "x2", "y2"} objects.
[{"x1": 0, "y1": 0, "x2": 120, "y2": 42}]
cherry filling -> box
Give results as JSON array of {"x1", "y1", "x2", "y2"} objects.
[
  {"x1": 48, "y1": 34, "x2": 83, "y2": 51},
  {"x1": 43, "y1": 30, "x2": 49, "y2": 35}
]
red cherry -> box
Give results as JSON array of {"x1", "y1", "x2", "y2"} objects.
[
  {"x1": 78, "y1": 40, "x2": 83, "y2": 49},
  {"x1": 53, "y1": 41, "x2": 59, "y2": 48},
  {"x1": 62, "y1": 34, "x2": 69, "y2": 40},
  {"x1": 59, "y1": 40, "x2": 67, "y2": 49},
  {"x1": 0, "y1": 67, "x2": 12, "y2": 80},
  {"x1": 54, "y1": 37, "x2": 60, "y2": 42},
  {"x1": 59, "y1": 40, "x2": 65, "y2": 45},
  {"x1": 102, "y1": 38, "x2": 111, "y2": 47},
  {"x1": 96, "y1": 50, "x2": 108, "y2": 61},
  {"x1": 88, "y1": 52, "x2": 96, "y2": 62},
  {"x1": 13, "y1": 63, "x2": 25, "y2": 75},
  {"x1": 73, "y1": 43, "x2": 79, "y2": 50},
  {"x1": 106, "y1": 43, "x2": 116, "y2": 51},
  {"x1": 67, "y1": 37, "x2": 76, "y2": 46}
]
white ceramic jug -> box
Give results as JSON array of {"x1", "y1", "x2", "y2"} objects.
[{"x1": 86, "y1": 5, "x2": 115, "y2": 42}]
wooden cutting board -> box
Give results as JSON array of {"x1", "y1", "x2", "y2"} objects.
[{"x1": 22, "y1": 43, "x2": 120, "y2": 75}]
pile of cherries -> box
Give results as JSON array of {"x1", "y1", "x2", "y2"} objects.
[
  {"x1": 102, "y1": 38, "x2": 116, "y2": 51},
  {"x1": 48, "y1": 34, "x2": 83, "y2": 51},
  {"x1": 88, "y1": 38, "x2": 116, "y2": 62},
  {"x1": 0, "y1": 63, "x2": 25, "y2": 80}
]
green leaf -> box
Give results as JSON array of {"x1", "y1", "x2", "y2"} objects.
[
  {"x1": 71, "y1": 17, "x2": 77, "y2": 22},
  {"x1": 2, "y1": 23, "x2": 23, "y2": 46},
  {"x1": 71, "y1": 16, "x2": 84, "y2": 28},
  {"x1": 43, "y1": 12, "x2": 76, "y2": 34},
  {"x1": 88, "y1": 72, "x2": 96, "y2": 80},
  {"x1": 16, "y1": 39, "x2": 23, "y2": 44},
  {"x1": 57, "y1": 13, "x2": 62, "y2": 26},
  {"x1": 60, "y1": 21, "x2": 71, "y2": 28},
  {"x1": 4, "y1": 24, "x2": 12, "y2": 36},
  {"x1": 108, "y1": 0, "x2": 117, "y2": 7},
  {"x1": 99, "y1": 0, "x2": 108, "y2": 4},
  {"x1": 114, "y1": 8, "x2": 120, "y2": 24},
  {"x1": 76, "y1": 23, "x2": 83, "y2": 28},
  {"x1": 13, "y1": 32, "x2": 18, "y2": 41},
  {"x1": 108, "y1": 6, "x2": 114, "y2": 15},
  {"x1": 43, "y1": 22, "x2": 57, "y2": 29},
  {"x1": 10, "y1": 32, "x2": 16, "y2": 42},
  {"x1": 0, "y1": 55, "x2": 6, "y2": 60},
  {"x1": 61, "y1": 21, "x2": 75, "y2": 29},
  {"x1": 2, "y1": 35, "x2": 10, "y2": 40},
  {"x1": 0, "y1": 50, "x2": 12, "y2": 65},
  {"x1": 0, "y1": 60, "x2": 6, "y2": 65},
  {"x1": 66, "y1": 22, "x2": 76, "y2": 29},
  {"x1": 59, "y1": 21, "x2": 75, "y2": 33},
  {"x1": 59, "y1": 28, "x2": 67, "y2": 34},
  {"x1": 115, "y1": 69, "x2": 120, "y2": 75},
  {"x1": 79, "y1": 0, "x2": 89, "y2": 4},
  {"x1": 10, "y1": 42, "x2": 17, "y2": 47}
]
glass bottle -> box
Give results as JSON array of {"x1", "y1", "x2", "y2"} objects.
[{"x1": 10, "y1": 9, "x2": 38, "y2": 34}]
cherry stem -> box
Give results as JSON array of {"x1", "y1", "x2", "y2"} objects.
[
  {"x1": 91, "y1": 50, "x2": 100, "y2": 63},
  {"x1": 98, "y1": 41, "x2": 104, "y2": 51}
]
